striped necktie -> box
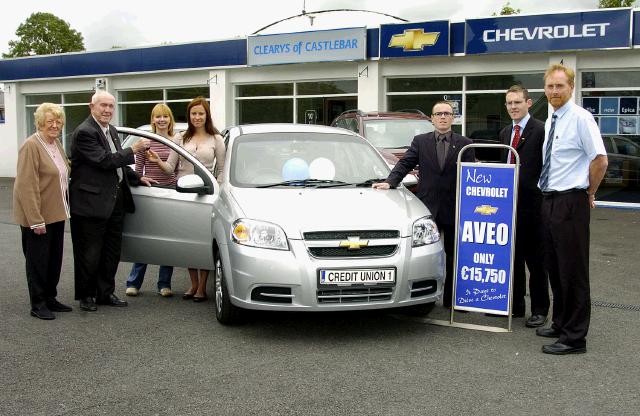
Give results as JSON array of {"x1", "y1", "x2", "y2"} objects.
[
  {"x1": 510, "y1": 125, "x2": 521, "y2": 164},
  {"x1": 538, "y1": 114, "x2": 557, "y2": 191}
]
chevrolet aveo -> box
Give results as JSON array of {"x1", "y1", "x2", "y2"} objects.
[{"x1": 119, "y1": 124, "x2": 444, "y2": 324}]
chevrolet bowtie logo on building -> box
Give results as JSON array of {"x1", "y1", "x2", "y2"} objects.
[
  {"x1": 389, "y1": 29, "x2": 440, "y2": 51},
  {"x1": 474, "y1": 205, "x2": 499, "y2": 215},
  {"x1": 339, "y1": 236, "x2": 370, "y2": 250}
]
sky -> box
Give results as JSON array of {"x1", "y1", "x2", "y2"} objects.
[{"x1": 0, "y1": 0, "x2": 608, "y2": 57}]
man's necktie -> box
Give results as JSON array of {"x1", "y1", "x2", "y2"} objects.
[
  {"x1": 539, "y1": 114, "x2": 557, "y2": 191},
  {"x1": 510, "y1": 125, "x2": 521, "y2": 164},
  {"x1": 105, "y1": 128, "x2": 123, "y2": 183},
  {"x1": 437, "y1": 135, "x2": 447, "y2": 169}
]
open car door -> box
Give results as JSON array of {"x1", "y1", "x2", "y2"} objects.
[{"x1": 118, "y1": 127, "x2": 217, "y2": 270}]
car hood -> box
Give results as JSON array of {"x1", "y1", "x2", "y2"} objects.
[{"x1": 229, "y1": 187, "x2": 429, "y2": 238}]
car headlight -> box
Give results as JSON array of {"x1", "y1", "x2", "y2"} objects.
[
  {"x1": 412, "y1": 216, "x2": 440, "y2": 247},
  {"x1": 231, "y1": 219, "x2": 289, "y2": 250}
]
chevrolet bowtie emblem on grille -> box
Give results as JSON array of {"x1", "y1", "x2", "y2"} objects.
[
  {"x1": 388, "y1": 29, "x2": 440, "y2": 51},
  {"x1": 339, "y1": 237, "x2": 370, "y2": 250},
  {"x1": 474, "y1": 205, "x2": 499, "y2": 215}
]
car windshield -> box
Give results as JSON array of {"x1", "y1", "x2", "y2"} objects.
[
  {"x1": 230, "y1": 132, "x2": 390, "y2": 187},
  {"x1": 363, "y1": 119, "x2": 434, "y2": 148}
]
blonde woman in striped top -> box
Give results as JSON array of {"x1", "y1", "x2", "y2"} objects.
[
  {"x1": 125, "y1": 104, "x2": 178, "y2": 298},
  {"x1": 14, "y1": 103, "x2": 72, "y2": 320}
]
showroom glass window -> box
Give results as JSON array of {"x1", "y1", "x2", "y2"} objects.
[
  {"x1": 118, "y1": 86, "x2": 209, "y2": 127},
  {"x1": 25, "y1": 92, "x2": 93, "y2": 151},
  {"x1": 582, "y1": 71, "x2": 640, "y2": 202},
  {"x1": 386, "y1": 73, "x2": 546, "y2": 161},
  {"x1": 236, "y1": 80, "x2": 357, "y2": 125}
]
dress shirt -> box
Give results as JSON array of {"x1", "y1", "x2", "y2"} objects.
[
  {"x1": 538, "y1": 101, "x2": 606, "y2": 192},
  {"x1": 506, "y1": 113, "x2": 530, "y2": 163},
  {"x1": 93, "y1": 116, "x2": 124, "y2": 183}
]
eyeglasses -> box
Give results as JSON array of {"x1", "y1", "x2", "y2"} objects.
[
  {"x1": 433, "y1": 112, "x2": 453, "y2": 117},
  {"x1": 45, "y1": 120, "x2": 64, "y2": 127}
]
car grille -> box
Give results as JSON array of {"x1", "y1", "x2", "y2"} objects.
[
  {"x1": 317, "y1": 287, "x2": 393, "y2": 304},
  {"x1": 309, "y1": 245, "x2": 397, "y2": 257},
  {"x1": 304, "y1": 229, "x2": 400, "y2": 258},
  {"x1": 304, "y1": 230, "x2": 399, "y2": 240}
]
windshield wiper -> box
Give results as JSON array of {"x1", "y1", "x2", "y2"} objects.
[
  {"x1": 354, "y1": 178, "x2": 386, "y2": 187},
  {"x1": 256, "y1": 179, "x2": 349, "y2": 188}
]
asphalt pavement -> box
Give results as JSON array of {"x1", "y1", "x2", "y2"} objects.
[{"x1": 1, "y1": 177, "x2": 639, "y2": 416}]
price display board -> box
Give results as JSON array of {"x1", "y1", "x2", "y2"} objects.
[{"x1": 453, "y1": 163, "x2": 517, "y2": 315}]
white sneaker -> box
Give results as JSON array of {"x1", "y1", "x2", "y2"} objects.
[
  {"x1": 159, "y1": 288, "x2": 173, "y2": 297},
  {"x1": 125, "y1": 287, "x2": 139, "y2": 296}
]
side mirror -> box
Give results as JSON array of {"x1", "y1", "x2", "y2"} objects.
[
  {"x1": 176, "y1": 174, "x2": 209, "y2": 194},
  {"x1": 402, "y1": 174, "x2": 418, "y2": 187}
]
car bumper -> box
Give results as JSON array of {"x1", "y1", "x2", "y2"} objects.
[{"x1": 225, "y1": 237, "x2": 444, "y2": 311}]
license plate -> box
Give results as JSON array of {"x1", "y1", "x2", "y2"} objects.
[{"x1": 319, "y1": 268, "x2": 395, "y2": 285}]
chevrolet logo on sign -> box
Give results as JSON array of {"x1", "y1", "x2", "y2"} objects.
[
  {"x1": 339, "y1": 237, "x2": 370, "y2": 250},
  {"x1": 389, "y1": 29, "x2": 440, "y2": 51},
  {"x1": 474, "y1": 205, "x2": 499, "y2": 215}
]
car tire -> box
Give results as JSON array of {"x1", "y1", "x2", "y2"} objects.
[
  {"x1": 402, "y1": 302, "x2": 436, "y2": 317},
  {"x1": 214, "y1": 251, "x2": 242, "y2": 325}
]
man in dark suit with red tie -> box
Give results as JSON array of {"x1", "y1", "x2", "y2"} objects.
[
  {"x1": 373, "y1": 101, "x2": 474, "y2": 308},
  {"x1": 69, "y1": 90, "x2": 154, "y2": 312},
  {"x1": 498, "y1": 85, "x2": 549, "y2": 326}
]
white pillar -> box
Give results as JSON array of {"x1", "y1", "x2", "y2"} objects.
[
  {"x1": 0, "y1": 83, "x2": 21, "y2": 177},
  {"x1": 209, "y1": 69, "x2": 229, "y2": 130},
  {"x1": 357, "y1": 61, "x2": 383, "y2": 112}
]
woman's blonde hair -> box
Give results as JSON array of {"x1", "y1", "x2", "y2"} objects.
[
  {"x1": 34, "y1": 102, "x2": 65, "y2": 130},
  {"x1": 150, "y1": 103, "x2": 176, "y2": 137}
]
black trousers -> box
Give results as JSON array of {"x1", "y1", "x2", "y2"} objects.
[
  {"x1": 513, "y1": 209, "x2": 550, "y2": 316},
  {"x1": 438, "y1": 221, "x2": 455, "y2": 308},
  {"x1": 71, "y1": 188, "x2": 124, "y2": 301},
  {"x1": 541, "y1": 191, "x2": 591, "y2": 348},
  {"x1": 21, "y1": 221, "x2": 65, "y2": 309}
]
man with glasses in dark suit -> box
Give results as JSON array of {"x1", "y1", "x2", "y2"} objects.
[
  {"x1": 499, "y1": 85, "x2": 549, "y2": 326},
  {"x1": 373, "y1": 100, "x2": 474, "y2": 308}
]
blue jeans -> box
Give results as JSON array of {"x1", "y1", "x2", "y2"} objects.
[{"x1": 126, "y1": 263, "x2": 173, "y2": 290}]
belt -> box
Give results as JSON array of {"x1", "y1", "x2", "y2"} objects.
[{"x1": 541, "y1": 188, "x2": 587, "y2": 198}]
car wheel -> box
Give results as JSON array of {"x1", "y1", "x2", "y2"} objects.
[
  {"x1": 403, "y1": 302, "x2": 436, "y2": 317},
  {"x1": 214, "y1": 251, "x2": 242, "y2": 325}
]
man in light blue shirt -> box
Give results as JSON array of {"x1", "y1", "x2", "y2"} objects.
[{"x1": 536, "y1": 64, "x2": 608, "y2": 355}]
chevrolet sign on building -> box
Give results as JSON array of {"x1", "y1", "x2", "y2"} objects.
[
  {"x1": 380, "y1": 21, "x2": 450, "y2": 58},
  {"x1": 466, "y1": 9, "x2": 632, "y2": 54}
]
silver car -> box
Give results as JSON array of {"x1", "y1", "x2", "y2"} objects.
[{"x1": 119, "y1": 124, "x2": 444, "y2": 324}]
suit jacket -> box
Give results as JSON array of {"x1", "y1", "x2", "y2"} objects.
[
  {"x1": 499, "y1": 116, "x2": 544, "y2": 213},
  {"x1": 69, "y1": 116, "x2": 140, "y2": 219},
  {"x1": 387, "y1": 131, "x2": 474, "y2": 226}
]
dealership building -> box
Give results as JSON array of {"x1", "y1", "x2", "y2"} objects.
[{"x1": 0, "y1": 7, "x2": 638, "y2": 204}]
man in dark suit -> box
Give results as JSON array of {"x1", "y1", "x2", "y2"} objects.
[
  {"x1": 69, "y1": 90, "x2": 153, "y2": 311},
  {"x1": 499, "y1": 85, "x2": 549, "y2": 326},
  {"x1": 373, "y1": 101, "x2": 474, "y2": 307}
]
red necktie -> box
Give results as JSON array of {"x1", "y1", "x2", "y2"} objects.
[{"x1": 510, "y1": 125, "x2": 521, "y2": 164}]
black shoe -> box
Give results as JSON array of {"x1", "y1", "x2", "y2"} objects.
[
  {"x1": 79, "y1": 297, "x2": 97, "y2": 312},
  {"x1": 536, "y1": 326, "x2": 560, "y2": 338},
  {"x1": 30, "y1": 306, "x2": 55, "y2": 320},
  {"x1": 525, "y1": 314, "x2": 547, "y2": 328},
  {"x1": 46, "y1": 299, "x2": 73, "y2": 312},
  {"x1": 542, "y1": 342, "x2": 586, "y2": 355},
  {"x1": 97, "y1": 294, "x2": 128, "y2": 307}
]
